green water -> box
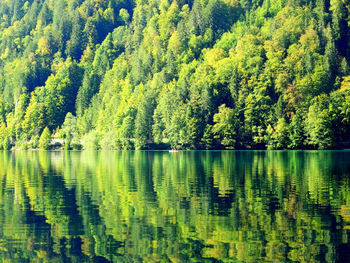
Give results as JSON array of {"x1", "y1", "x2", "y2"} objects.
[{"x1": 0, "y1": 150, "x2": 350, "y2": 262}]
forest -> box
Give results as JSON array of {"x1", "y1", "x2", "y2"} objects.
[{"x1": 0, "y1": 0, "x2": 349, "y2": 150}]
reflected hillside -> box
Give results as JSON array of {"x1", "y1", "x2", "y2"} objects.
[{"x1": 0, "y1": 151, "x2": 349, "y2": 262}]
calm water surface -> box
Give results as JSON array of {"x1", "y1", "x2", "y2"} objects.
[{"x1": 0, "y1": 150, "x2": 350, "y2": 262}]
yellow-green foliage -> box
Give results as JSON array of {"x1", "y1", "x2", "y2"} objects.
[
  {"x1": 0, "y1": 0, "x2": 349, "y2": 149},
  {"x1": 38, "y1": 127, "x2": 52, "y2": 150}
]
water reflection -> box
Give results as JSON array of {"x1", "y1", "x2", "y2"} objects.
[{"x1": 0, "y1": 150, "x2": 349, "y2": 262}]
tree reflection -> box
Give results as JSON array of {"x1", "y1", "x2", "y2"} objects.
[{"x1": 0, "y1": 150, "x2": 348, "y2": 262}]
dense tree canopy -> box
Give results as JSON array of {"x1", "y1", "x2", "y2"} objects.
[{"x1": 0, "y1": 0, "x2": 349, "y2": 150}]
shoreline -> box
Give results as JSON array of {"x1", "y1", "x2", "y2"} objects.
[{"x1": 5, "y1": 148, "x2": 350, "y2": 152}]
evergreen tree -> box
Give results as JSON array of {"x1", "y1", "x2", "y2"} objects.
[{"x1": 0, "y1": 0, "x2": 348, "y2": 150}]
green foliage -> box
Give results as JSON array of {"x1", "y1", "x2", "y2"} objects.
[
  {"x1": 29, "y1": 135, "x2": 39, "y2": 149},
  {"x1": 120, "y1": 115, "x2": 134, "y2": 150},
  {"x1": 202, "y1": 124, "x2": 214, "y2": 149},
  {"x1": 0, "y1": 0, "x2": 349, "y2": 149},
  {"x1": 61, "y1": 112, "x2": 77, "y2": 150},
  {"x1": 288, "y1": 111, "x2": 305, "y2": 149},
  {"x1": 100, "y1": 131, "x2": 118, "y2": 150},
  {"x1": 3, "y1": 136, "x2": 11, "y2": 150},
  {"x1": 212, "y1": 104, "x2": 237, "y2": 149},
  {"x1": 38, "y1": 127, "x2": 52, "y2": 150},
  {"x1": 119, "y1": 8, "x2": 130, "y2": 24},
  {"x1": 81, "y1": 130, "x2": 99, "y2": 150},
  {"x1": 305, "y1": 95, "x2": 334, "y2": 149}
]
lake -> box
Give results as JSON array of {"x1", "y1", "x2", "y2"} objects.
[{"x1": 0, "y1": 150, "x2": 349, "y2": 262}]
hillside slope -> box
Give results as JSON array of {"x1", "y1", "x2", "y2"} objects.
[{"x1": 0, "y1": 0, "x2": 349, "y2": 150}]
